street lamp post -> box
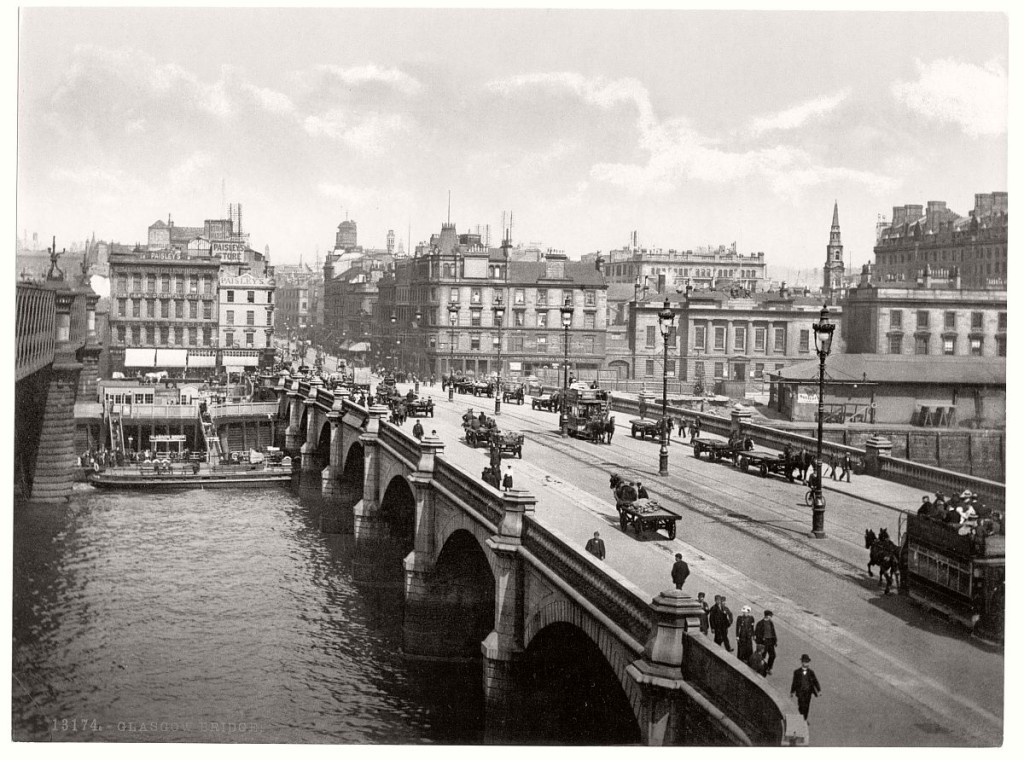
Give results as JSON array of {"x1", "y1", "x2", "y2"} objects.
[
  {"x1": 559, "y1": 295, "x2": 575, "y2": 437},
  {"x1": 658, "y1": 299, "x2": 675, "y2": 476},
  {"x1": 448, "y1": 303, "x2": 460, "y2": 402},
  {"x1": 493, "y1": 293, "x2": 505, "y2": 415},
  {"x1": 811, "y1": 304, "x2": 835, "y2": 539},
  {"x1": 389, "y1": 312, "x2": 397, "y2": 374}
]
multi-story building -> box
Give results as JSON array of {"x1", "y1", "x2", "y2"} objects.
[
  {"x1": 106, "y1": 212, "x2": 276, "y2": 376},
  {"x1": 871, "y1": 192, "x2": 1007, "y2": 289},
  {"x1": 218, "y1": 273, "x2": 276, "y2": 371},
  {"x1": 842, "y1": 281, "x2": 1006, "y2": 359},
  {"x1": 376, "y1": 222, "x2": 608, "y2": 378},
  {"x1": 623, "y1": 284, "x2": 842, "y2": 396},
  {"x1": 587, "y1": 233, "x2": 768, "y2": 293}
]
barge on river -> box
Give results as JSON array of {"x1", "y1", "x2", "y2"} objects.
[{"x1": 88, "y1": 460, "x2": 293, "y2": 490}]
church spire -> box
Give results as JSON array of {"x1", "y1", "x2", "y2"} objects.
[
  {"x1": 831, "y1": 200, "x2": 840, "y2": 229},
  {"x1": 823, "y1": 201, "x2": 845, "y2": 297}
]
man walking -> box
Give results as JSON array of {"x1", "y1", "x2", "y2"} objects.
[
  {"x1": 841, "y1": 452, "x2": 853, "y2": 482},
  {"x1": 696, "y1": 592, "x2": 710, "y2": 635},
  {"x1": 412, "y1": 419, "x2": 424, "y2": 440},
  {"x1": 754, "y1": 609, "x2": 778, "y2": 675},
  {"x1": 585, "y1": 531, "x2": 606, "y2": 560},
  {"x1": 708, "y1": 595, "x2": 734, "y2": 651},
  {"x1": 671, "y1": 553, "x2": 690, "y2": 589},
  {"x1": 790, "y1": 654, "x2": 822, "y2": 721},
  {"x1": 502, "y1": 463, "x2": 514, "y2": 492}
]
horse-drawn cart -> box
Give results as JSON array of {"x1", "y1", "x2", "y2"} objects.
[
  {"x1": 406, "y1": 397, "x2": 434, "y2": 417},
  {"x1": 491, "y1": 430, "x2": 524, "y2": 458},
  {"x1": 734, "y1": 450, "x2": 798, "y2": 481},
  {"x1": 630, "y1": 418, "x2": 663, "y2": 440},
  {"x1": 502, "y1": 385, "x2": 525, "y2": 405},
  {"x1": 609, "y1": 473, "x2": 681, "y2": 539},
  {"x1": 532, "y1": 393, "x2": 558, "y2": 411},
  {"x1": 691, "y1": 435, "x2": 751, "y2": 462}
]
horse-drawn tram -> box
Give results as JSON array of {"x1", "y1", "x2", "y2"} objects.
[
  {"x1": 564, "y1": 387, "x2": 610, "y2": 441},
  {"x1": 901, "y1": 513, "x2": 1004, "y2": 642},
  {"x1": 609, "y1": 473, "x2": 681, "y2": 539}
]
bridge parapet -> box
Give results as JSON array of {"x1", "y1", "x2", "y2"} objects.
[
  {"x1": 434, "y1": 457, "x2": 504, "y2": 530},
  {"x1": 16, "y1": 284, "x2": 57, "y2": 382}
]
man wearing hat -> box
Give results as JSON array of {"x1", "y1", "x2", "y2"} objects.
[
  {"x1": 917, "y1": 495, "x2": 934, "y2": 517},
  {"x1": 708, "y1": 595, "x2": 735, "y2": 652},
  {"x1": 671, "y1": 553, "x2": 690, "y2": 590},
  {"x1": 735, "y1": 605, "x2": 756, "y2": 662},
  {"x1": 754, "y1": 610, "x2": 778, "y2": 675},
  {"x1": 790, "y1": 654, "x2": 822, "y2": 721}
]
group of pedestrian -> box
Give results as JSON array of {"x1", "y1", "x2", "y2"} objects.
[
  {"x1": 824, "y1": 451, "x2": 854, "y2": 482},
  {"x1": 917, "y1": 489, "x2": 1001, "y2": 535},
  {"x1": 675, "y1": 417, "x2": 701, "y2": 440}
]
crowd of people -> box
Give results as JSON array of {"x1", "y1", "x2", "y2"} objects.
[{"x1": 916, "y1": 488, "x2": 1002, "y2": 535}]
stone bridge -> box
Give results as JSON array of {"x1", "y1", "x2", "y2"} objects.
[{"x1": 278, "y1": 376, "x2": 805, "y2": 746}]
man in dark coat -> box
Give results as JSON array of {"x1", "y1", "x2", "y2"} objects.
[
  {"x1": 412, "y1": 420, "x2": 424, "y2": 440},
  {"x1": 671, "y1": 554, "x2": 690, "y2": 589},
  {"x1": 735, "y1": 605, "x2": 756, "y2": 661},
  {"x1": 841, "y1": 452, "x2": 852, "y2": 482},
  {"x1": 708, "y1": 595, "x2": 734, "y2": 651},
  {"x1": 746, "y1": 644, "x2": 769, "y2": 676},
  {"x1": 790, "y1": 654, "x2": 822, "y2": 721},
  {"x1": 754, "y1": 610, "x2": 779, "y2": 675},
  {"x1": 696, "y1": 592, "x2": 710, "y2": 635},
  {"x1": 585, "y1": 531, "x2": 606, "y2": 560}
]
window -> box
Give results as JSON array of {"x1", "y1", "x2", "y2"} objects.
[
  {"x1": 732, "y1": 363, "x2": 746, "y2": 381},
  {"x1": 225, "y1": 332, "x2": 234, "y2": 347},
  {"x1": 203, "y1": 277, "x2": 213, "y2": 294},
  {"x1": 536, "y1": 290, "x2": 548, "y2": 306},
  {"x1": 203, "y1": 301, "x2": 212, "y2": 320},
  {"x1": 645, "y1": 359, "x2": 655, "y2": 376},
  {"x1": 190, "y1": 276, "x2": 199, "y2": 294},
  {"x1": 188, "y1": 328, "x2": 196, "y2": 346},
  {"x1": 189, "y1": 301, "x2": 198, "y2": 319},
  {"x1": 773, "y1": 327, "x2": 785, "y2": 352},
  {"x1": 175, "y1": 300, "x2": 184, "y2": 318},
  {"x1": 646, "y1": 326, "x2": 656, "y2": 348},
  {"x1": 916, "y1": 310, "x2": 929, "y2": 329},
  {"x1": 145, "y1": 326, "x2": 154, "y2": 344},
  {"x1": 470, "y1": 334, "x2": 481, "y2": 351},
  {"x1": 754, "y1": 327, "x2": 766, "y2": 352},
  {"x1": 514, "y1": 311, "x2": 525, "y2": 327},
  {"x1": 117, "y1": 298, "x2": 127, "y2": 317},
  {"x1": 713, "y1": 326, "x2": 726, "y2": 351},
  {"x1": 131, "y1": 326, "x2": 140, "y2": 344},
  {"x1": 971, "y1": 312, "x2": 984, "y2": 330},
  {"x1": 203, "y1": 327, "x2": 212, "y2": 346},
  {"x1": 996, "y1": 335, "x2": 1006, "y2": 357},
  {"x1": 133, "y1": 275, "x2": 142, "y2": 292},
  {"x1": 734, "y1": 327, "x2": 747, "y2": 352},
  {"x1": 159, "y1": 326, "x2": 169, "y2": 344},
  {"x1": 514, "y1": 289, "x2": 525, "y2": 305},
  {"x1": 246, "y1": 310, "x2": 255, "y2": 326},
  {"x1": 471, "y1": 310, "x2": 482, "y2": 327},
  {"x1": 471, "y1": 288, "x2": 482, "y2": 304},
  {"x1": 694, "y1": 325, "x2": 706, "y2": 351},
  {"x1": 247, "y1": 290, "x2": 255, "y2": 303},
  {"x1": 265, "y1": 332, "x2": 272, "y2": 348},
  {"x1": 536, "y1": 335, "x2": 548, "y2": 353},
  {"x1": 584, "y1": 312, "x2": 595, "y2": 330},
  {"x1": 161, "y1": 300, "x2": 169, "y2": 318},
  {"x1": 300, "y1": 302, "x2": 307, "y2": 311},
  {"x1": 583, "y1": 336, "x2": 595, "y2": 354},
  {"x1": 754, "y1": 363, "x2": 765, "y2": 378},
  {"x1": 265, "y1": 307, "x2": 273, "y2": 325},
  {"x1": 713, "y1": 362, "x2": 724, "y2": 378},
  {"x1": 245, "y1": 332, "x2": 254, "y2": 346},
  {"x1": 915, "y1": 336, "x2": 929, "y2": 355},
  {"x1": 174, "y1": 327, "x2": 183, "y2": 345},
  {"x1": 147, "y1": 275, "x2": 156, "y2": 293},
  {"x1": 943, "y1": 337, "x2": 956, "y2": 355},
  {"x1": 161, "y1": 275, "x2": 170, "y2": 293},
  {"x1": 584, "y1": 290, "x2": 595, "y2": 307},
  {"x1": 510, "y1": 335, "x2": 524, "y2": 352},
  {"x1": 799, "y1": 329, "x2": 810, "y2": 353},
  {"x1": 888, "y1": 335, "x2": 903, "y2": 354},
  {"x1": 226, "y1": 310, "x2": 234, "y2": 325},
  {"x1": 998, "y1": 312, "x2": 1006, "y2": 331},
  {"x1": 175, "y1": 277, "x2": 184, "y2": 294},
  {"x1": 117, "y1": 276, "x2": 127, "y2": 293},
  {"x1": 132, "y1": 300, "x2": 140, "y2": 317},
  {"x1": 227, "y1": 290, "x2": 234, "y2": 302},
  {"x1": 944, "y1": 311, "x2": 956, "y2": 330},
  {"x1": 970, "y1": 337, "x2": 983, "y2": 356},
  {"x1": 116, "y1": 325, "x2": 126, "y2": 343},
  {"x1": 450, "y1": 288, "x2": 459, "y2": 303},
  {"x1": 266, "y1": 291, "x2": 272, "y2": 304},
  {"x1": 537, "y1": 312, "x2": 548, "y2": 328}
]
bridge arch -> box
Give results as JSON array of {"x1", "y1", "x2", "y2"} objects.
[
  {"x1": 313, "y1": 418, "x2": 331, "y2": 469},
  {"x1": 523, "y1": 602, "x2": 644, "y2": 743},
  {"x1": 298, "y1": 407, "x2": 309, "y2": 446},
  {"x1": 376, "y1": 474, "x2": 417, "y2": 582},
  {"x1": 340, "y1": 439, "x2": 364, "y2": 496}
]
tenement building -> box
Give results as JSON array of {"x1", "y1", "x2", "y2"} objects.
[
  {"x1": 872, "y1": 191, "x2": 1007, "y2": 289},
  {"x1": 376, "y1": 222, "x2": 608, "y2": 378}
]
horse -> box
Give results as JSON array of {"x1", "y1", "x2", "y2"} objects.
[
  {"x1": 865, "y1": 528, "x2": 901, "y2": 594},
  {"x1": 604, "y1": 416, "x2": 616, "y2": 444}
]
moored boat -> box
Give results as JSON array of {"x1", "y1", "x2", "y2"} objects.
[{"x1": 87, "y1": 460, "x2": 293, "y2": 491}]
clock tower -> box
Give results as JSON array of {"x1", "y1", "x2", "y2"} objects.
[{"x1": 823, "y1": 201, "x2": 845, "y2": 296}]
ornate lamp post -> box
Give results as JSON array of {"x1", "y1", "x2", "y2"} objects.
[
  {"x1": 447, "y1": 303, "x2": 460, "y2": 402},
  {"x1": 493, "y1": 293, "x2": 505, "y2": 415},
  {"x1": 811, "y1": 304, "x2": 835, "y2": 539},
  {"x1": 658, "y1": 299, "x2": 675, "y2": 476},
  {"x1": 559, "y1": 295, "x2": 575, "y2": 437},
  {"x1": 389, "y1": 311, "x2": 397, "y2": 373}
]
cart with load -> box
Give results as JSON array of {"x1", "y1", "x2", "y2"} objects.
[
  {"x1": 502, "y1": 385, "x2": 526, "y2": 405},
  {"x1": 532, "y1": 393, "x2": 558, "y2": 411},
  {"x1": 733, "y1": 450, "x2": 798, "y2": 481},
  {"x1": 608, "y1": 472, "x2": 681, "y2": 539},
  {"x1": 630, "y1": 418, "x2": 664, "y2": 440},
  {"x1": 691, "y1": 435, "x2": 752, "y2": 462},
  {"x1": 490, "y1": 429, "x2": 524, "y2": 458},
  {"x1": 406, "y1": 397, "x2": 434, "y2": 417}
]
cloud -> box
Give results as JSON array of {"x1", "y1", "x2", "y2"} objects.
[
  {"x1": 891, "y1": 58, "x2": 1006, "y2": 137},
  {"x1": 317, "y1": 182, "x2": 412, "y2": 211},
  {"x1": 167, "y1": 152, "x2": 214, "y2": 191},
  {"x1": 487, "y1": 71, "x2": 654, "y2": 126},
  {"x1": 749, "y1": 90, "x2": 850, "y2": 135},
  {"x1": 246, "y1": 84, "x2": 295, "y2": 115},
  {"x1": 313, "y1": 64, "x2": 422, "y2": 95},
  {"x1": 303, "y1": 110, "x2": 408, "y2": 154}
]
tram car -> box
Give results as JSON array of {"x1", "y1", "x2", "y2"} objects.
[
  {"x1": 900, "y1": 512, "x2": 1004, "y2": 642},
  {"x1": 564, "y1": 388, "x2": 610, "y2": 441}
]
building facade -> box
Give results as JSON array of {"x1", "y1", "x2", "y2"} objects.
[
  {"x1": 871, "y1": 192, "x2": 1007, "y2": 289},
  {"x1": 376, "y1": 223, "x2": 608, "y2": 378},
  {"x1": 218, "y1": 273, "x2": 276, "y2": 371},
  {"x1": 623, "y1": 285, "x2": 843, "y2": 397},
  {"x1": 841, "y1": 283, "x2": 1006, "y2": 359}
]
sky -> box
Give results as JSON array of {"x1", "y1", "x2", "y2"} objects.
[{"x1": 16, "y1": 6, "x2": 1009, "y2": 276}]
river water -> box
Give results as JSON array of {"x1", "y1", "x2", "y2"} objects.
[{"x1": 12, "y1": 483, "x2": 483, "y2": 744}]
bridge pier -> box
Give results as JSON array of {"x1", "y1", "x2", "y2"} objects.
[
  {"x1": 320, "y1": 392, "x2": 352, "y2": 534},
  {"x1": 352, "y1": 405, "x2": 394, "y2": 585},
  {"x1": 480, "y1": 490, "x2": 535, "y2": 742},
  {"x1": 284, "y1": 377, "x2": 303, "y2": 453},
  {"x1": 28, "y1": 362, "x2": 83, "y2": 503}
]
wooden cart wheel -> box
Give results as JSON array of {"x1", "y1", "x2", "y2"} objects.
[
  {"x1": 634, "y1": 521, "x2": 642, "y2": 535},
  {"x1": 760, "y1": 463, "x2": 769, "y2": 477},
  {"x1": 620, "y1": 512, "x2": 627, "y2": 532},
  {"x1": 632, "y1": 428, "x2": 638, "y2": 438},
  {"x1": 668, "y1": 522, "x2": 677, "y2": 540}
]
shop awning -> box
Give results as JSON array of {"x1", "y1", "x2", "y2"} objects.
[
  {"x1": 188, "y1": 354, "x2": 216, "y2": 368},
  {"x1": 156, "y1": 349, "x2": 188, "y2": 367},
  {"x1": 124, "y1": 348, "x2": 156, "y2": 367},
  {"x1": 347, "y1": 341, "x2": 369, "y2": 352}
]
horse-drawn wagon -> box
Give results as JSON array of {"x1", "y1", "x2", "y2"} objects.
[
  {"x1": 491, "y1": 430, "x2": 524, "y2": 458},
  {"x1": 502, "y1": 385, "x2": 525, "y2": 405},
  {"x1": 608, "y1": 473, "x2": 681, "y2": 539},
  {"x1": 406, "y1": 397, "x2": 434, "y2": 417},
  {"x1": 733, "y1": 450, "x2": 798, "y2": 481},
  {"x1": 462, "y1": 410, "x2": 497, "y2": 448},
  {"x1": 630, "y1": 418, "x2": 663, "y2": 440},
  {"x1": 532, "y1": 393, "x2": 558, "y2": 411},
  {"x1": 691, "y1": 435, "x2": 753, "y2": 462}
]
